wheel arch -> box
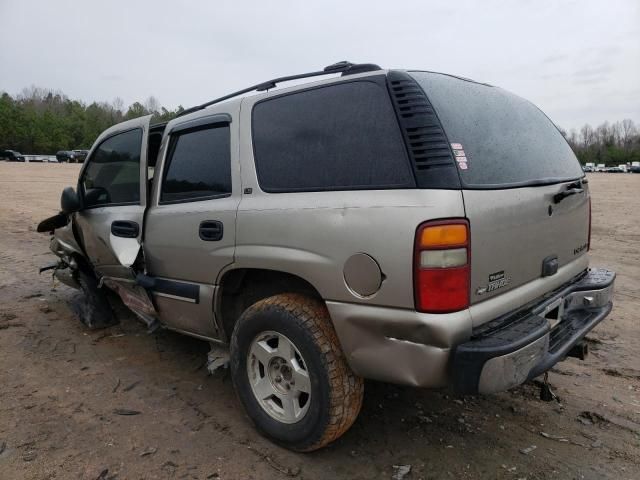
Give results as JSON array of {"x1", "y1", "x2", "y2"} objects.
[{"x1": 216, "y1": 268, "x2": 325, "y2": 341}]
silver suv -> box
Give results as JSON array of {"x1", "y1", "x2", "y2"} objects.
[{"x1": 38, "y1": 61, "x2": 615, "y2": 451}]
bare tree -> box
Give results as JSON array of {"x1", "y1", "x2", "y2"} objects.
[
  {"x1": 566, "y1": 128, "x2": 579, "y2": 150},
  {"x1": 580, "y1": 124, "x2": 594, "y2": 149},
  {"x1": 621, "y1": 119, "x2": 637, "y2": 151},
  {"x1": 144, "y1": 96, "x2": 161, "y2": 115},
  {"x1": 112, "y1": 97, "x2": 124, "y2": 114}
]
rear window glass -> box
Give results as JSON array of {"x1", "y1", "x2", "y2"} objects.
[
  {"x1": 409, "y1": 72, "x2": 583, "y2": 187},
  {"x1": 252, "y1": 80, "x2": 415, "y2": 192},
  {"x1": 161, "y1": 125, "x2": 231, "y2": 203}
]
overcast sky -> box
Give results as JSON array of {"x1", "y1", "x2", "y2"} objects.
[{"x1": 1, "y1": 0, "x2": 638, "y2": 131}]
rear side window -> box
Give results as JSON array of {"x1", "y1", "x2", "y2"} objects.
[
  {"x1": 160, "y1": 125, "x2": 231, "y2": 203},
  {"x1": 409, "y1": 72, "x2": 584, "y2": 188},
  {"x1": 82, "y1": 129, "x2": 142, "y2": 207},
  {"x1": 252, "y1": 80, "x2": 415, "y2": 192}
]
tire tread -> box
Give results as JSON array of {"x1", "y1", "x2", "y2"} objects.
[{"x1": 238, "y1": 293, "x2": 364, "y2": 451}]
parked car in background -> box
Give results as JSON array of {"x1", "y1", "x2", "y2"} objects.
[
  {"x1": 1, "y1": 150, "x2": 26, "y2": 161},
  {"x1": 582, "y1": 165, "x2": 593, "y2": 172},
  {"x1": 596, "y1": 164, "x2": 606, "y2": 172},
  {"x1": 56, "y1": 151, "x2": 77, "y2": 163},
  {"x1": 606, "y1": 166, "x2": 624, "y2": 173},
  {"x1": 72, "y1": 149, "x2": 89, "y2": 162}
]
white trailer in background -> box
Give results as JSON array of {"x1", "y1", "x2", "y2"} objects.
[{"x1": 23, "y1": 155, "x2": 58, "y2": 162}]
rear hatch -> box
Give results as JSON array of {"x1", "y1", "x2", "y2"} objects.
[{"x1": 409, "y1": 72, "x2": 589, "y2": 318}]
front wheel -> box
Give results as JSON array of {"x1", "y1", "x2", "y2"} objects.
[{"x1": 230, "y1": 293, "x2": 364, "y2": 451}]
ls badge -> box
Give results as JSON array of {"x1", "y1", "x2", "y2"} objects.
[{"x1": 476, "y1": 270, "x2": 510, "y2": 296}]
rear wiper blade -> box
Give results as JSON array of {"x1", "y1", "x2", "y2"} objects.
[{"x1": 553, "y1": 181, "x2": 584, "y2": 204}]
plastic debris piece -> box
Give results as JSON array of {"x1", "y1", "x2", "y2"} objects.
[{"x1": 392, "y1": 465, "x2": 411, "y2": 480}]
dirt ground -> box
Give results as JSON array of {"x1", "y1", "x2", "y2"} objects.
[{"x1": 0, "y1": 163, "x2": 638, "y2": 480}]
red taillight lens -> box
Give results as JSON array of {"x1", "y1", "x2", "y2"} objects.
[
  {"x1": 414, "y1": 219, "x2": 470, "y2": 313},
  {"x1": 587, "y1": 196, "x2": 592, "y2": 251}
]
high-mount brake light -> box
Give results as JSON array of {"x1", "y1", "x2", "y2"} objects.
[{"x1": 414, "y1": 220, "x2": 470, "y2": 313}]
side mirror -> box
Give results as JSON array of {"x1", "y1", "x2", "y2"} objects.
[{"x1": 61, "y1": 186, "x2": 81, "y2": 214}]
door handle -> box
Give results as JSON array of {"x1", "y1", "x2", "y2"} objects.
[
  {"x1": 111, "y1": 220, "x2": 139, "y2": 238},
  {"x1": 199, "y1": 220, "x2": 223, "y2": 241}
]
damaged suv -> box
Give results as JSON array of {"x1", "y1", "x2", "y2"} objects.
[{"x1": 38, "y1": 61, "x2": 615, "y2": 451}]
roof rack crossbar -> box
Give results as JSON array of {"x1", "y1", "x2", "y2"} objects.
[{"x1": 177, "y1": 61, "x2": 380, "y2": 118}]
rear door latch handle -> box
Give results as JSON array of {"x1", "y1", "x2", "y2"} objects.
[{"x1": 199, "y1": 220, "x2": 223, "y2": 241}]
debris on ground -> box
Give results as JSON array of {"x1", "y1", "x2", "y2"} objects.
[
  {"x1": 519, "y1": 445, "x2": 537, "y2": 455},
  {"x1": 0, "y1": 321, "x2": 25, "y2": 330},
  {"x1": 578, "y1": 411, "x2": 608, "y2": 426},
  {"x1": 206, "y1": 343, "x2": 230, "y2": 374},
  {"x1": 140, "y1": 447, "x2": 157, "y2": 457},
  {"x1": 245, "y1": 444, "x2": 300, "y2": 477},
  {"x1": 123, "y1": 380, "x2": 141, "y2": 392},
  {"x1": 392, "y1": 464, "x2": 411, "y2": 479},
  {"x1": 417, "y1": 415, "x2": 432, "y2": 424},
  {"x1": 540, "y1": 432, "x2": 568, "y2": 442},
  {"x1": 95, "y1": 469, "x2": 109, "y2": 480},
  {"x1": 113, "y1": 408, "x2": 141, "y2": 416},
  {"x1": 22, "y1": 450, "x2": 37, "y2": 462}
]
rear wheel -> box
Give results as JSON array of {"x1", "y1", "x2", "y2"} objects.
[{"x1": 230, "y1": 293, "x2": 363, "y2": 451}]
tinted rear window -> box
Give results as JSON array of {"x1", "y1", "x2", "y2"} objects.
[
  {"x1": 161, "y1": 125, "x2": 231, "y2": 203},
  {"x1": 252, "y1": 80, "x2": 415, "y2": 192},
  {"x1": 409, "y1": 72, "x2": 583, "y2": 187}
]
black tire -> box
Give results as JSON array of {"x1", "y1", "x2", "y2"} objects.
[
  {"x1": 230, "y1": 293, "x2": 364, "y2": 451},
  {"x1": 69, "y1": 266, "x2": 118, "y2": 329}
]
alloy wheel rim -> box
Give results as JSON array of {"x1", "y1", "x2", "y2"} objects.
[{"x1": 247, "y1": 331, "x2": 311, "y2": 424}]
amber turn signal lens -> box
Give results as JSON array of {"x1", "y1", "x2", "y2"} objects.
[{"x1": 419, "y1": 224, "x2": 467, "y2": 248}]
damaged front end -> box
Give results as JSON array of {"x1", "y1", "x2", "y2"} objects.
[
  {"x1": 37, "y1": 212, "x2": 159, "y2": 331},
  {"x1": 38, "y1": 214, "x2": 85, "y2": 291}
]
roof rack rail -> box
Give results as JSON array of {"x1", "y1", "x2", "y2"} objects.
[{"x1": 176, "y1": 61, "x2": 381, "y2": 118}]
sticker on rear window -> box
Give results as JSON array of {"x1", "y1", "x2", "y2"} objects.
[{"x1": 452, "y1": 143, "x2": 469, "y2": 169}]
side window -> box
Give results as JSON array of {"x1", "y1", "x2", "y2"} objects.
[
  {"x1": 82, "y1": 129, "x2": 142, "y2": 208},
  {"x1": 252, "y1": 80, "x2": 415, "y2": 192},
  {"x1": 160, "y1": 124, "x2": 231, "y2": 204}
]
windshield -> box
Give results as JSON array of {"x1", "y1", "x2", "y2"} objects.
[{"x1": 409, "y1": 72, "x2": 584, "y2": 188}]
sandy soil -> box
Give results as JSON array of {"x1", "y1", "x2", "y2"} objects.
[{"x1": 0, "y1": 163, "x2": 638, "y2": 480}]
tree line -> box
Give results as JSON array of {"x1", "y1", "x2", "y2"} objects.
[
  {"x1": 0, "y1": 86, "x2": 183, "y2": 154},
  {"x1": 1, "y1": 86, "x2": 639, "y2": 166},
  {"x1": 559, "y1": 119, "x2": 640, "y2": 166}
]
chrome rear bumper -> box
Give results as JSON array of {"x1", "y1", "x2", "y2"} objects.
[{"x1": 452, "y1": 268, "x2": 615, "y2": 394}]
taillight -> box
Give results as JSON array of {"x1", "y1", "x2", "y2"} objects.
[
  {"x1": 414, "y1": 219, "x2": 470, "y2": 313},
  {"x1": 587, "y1": 196, "x2": 592, "y2": 251}
]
